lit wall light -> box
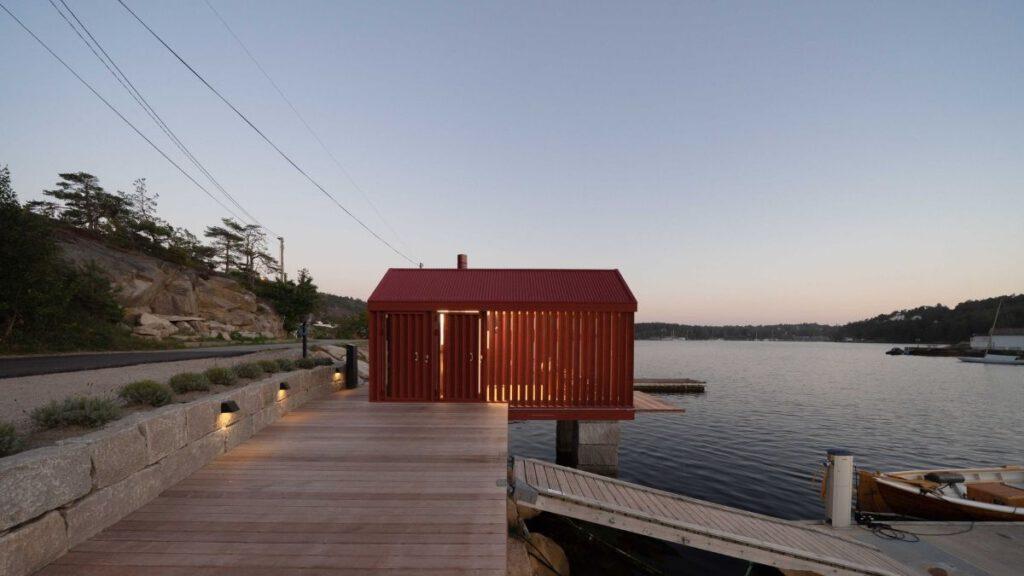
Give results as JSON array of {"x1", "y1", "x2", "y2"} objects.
[
  {"x1": 221, "y1": 400, "x2": 240, "y2": 413},
  {"x1": 333, "y1": 368, "x2": 342, "y2": 383}
]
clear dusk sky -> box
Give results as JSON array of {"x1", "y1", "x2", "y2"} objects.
[{"x1": 2, "y1": 1, "x2": 1022, "y2": 324}]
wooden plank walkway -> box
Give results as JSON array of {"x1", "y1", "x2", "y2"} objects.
[
  {"x1": 633, "y1": 390, "x2": 685, "y2": 412},
  {"x1": 40, "y1": 387, "x2": 509, "y2": 576},
  {"x1": 513, "y1": 457, "x2": 914, "y2": 576}
]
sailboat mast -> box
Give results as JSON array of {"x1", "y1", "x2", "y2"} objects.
[{"x1": 986, "y1": 300, "x2": 1002, "y2": 353}]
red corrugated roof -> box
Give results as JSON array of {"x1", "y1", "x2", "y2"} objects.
[{"x1": 368, "y1": 269, "x2": 637, "y2": 311}]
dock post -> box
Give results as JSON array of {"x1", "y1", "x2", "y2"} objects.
[{"x1": 825, "y1": 448, "x2": 854, "y2": 527}]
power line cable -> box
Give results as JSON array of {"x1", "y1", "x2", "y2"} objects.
[
  {"x1": 117, "y1": 0, "x2": 420, "y2": 266},
  {"x1": 202, "y1": 0, "x2": 411, "y2": 254},
  {"x1": 0, "y1": 1, "x2": 248, "y2": 224},
  {"x1": 50, "y1": 0, "x2": 274, "y2": 236}
]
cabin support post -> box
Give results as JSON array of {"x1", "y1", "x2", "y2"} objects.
[
  {"x1": 825, "y1": 448, "x2": 854, "y2": 527},
  {"x1": 555, "y1": 420, "x2": 620, "y2": 477},
  {"x1": 555, "y1": 421, "x2": 576, "y2": 466}
]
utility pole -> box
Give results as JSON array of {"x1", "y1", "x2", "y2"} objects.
[{"x1": 277, "y1": 236, "x2": 285, "y2": 282}]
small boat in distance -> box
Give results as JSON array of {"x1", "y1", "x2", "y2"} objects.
[{"x1": 858, "y1": 466, "x2": 1024, "y2": 521}]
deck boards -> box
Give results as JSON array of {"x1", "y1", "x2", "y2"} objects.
[
  {"x1": 41, "y1": 387, "x2": 508, "y2": 576},
  {"x1": 513, "y1": 457, "x2": 914, "y2": 576},
  {"x1": 633, "y1": 390, "x2": 685, "y2": 412}
]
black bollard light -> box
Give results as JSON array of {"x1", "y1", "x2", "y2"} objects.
[{"x1": 345, "y1": 344, "x2": 359, "y2": 389}]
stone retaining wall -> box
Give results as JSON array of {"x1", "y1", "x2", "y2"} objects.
[
  {"x1": 0, "y1": 365, "x2": 340, "y2": 576},
  {"x1": 1, "y1": 348, "x2": 296, "y2": 432}
]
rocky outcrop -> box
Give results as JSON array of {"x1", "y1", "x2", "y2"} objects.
[{"x1": 58, "y1": 233, "x2": 286, "y2": 341}]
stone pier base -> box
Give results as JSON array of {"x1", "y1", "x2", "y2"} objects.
[{"x1": 554, "y1": 420, "x2": 620, "y2": 477}]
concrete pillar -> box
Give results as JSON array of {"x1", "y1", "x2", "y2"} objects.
[
  {"x1": 554, "y1": 420, "x2": 620, "y2": 477},
  {"x1": 555, "y1": 421, "x2": 576, "y2": 467},
  {"x1": 825, "y1": 448, "x2": 854, "y2": 527}
]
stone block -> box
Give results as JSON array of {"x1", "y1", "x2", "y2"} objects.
[
  {"x1": 185, "y1": 398, "x2": 219, "y2": 443},
  {"x1": 576, "y1": 444, "x2": 619, "y2": 467},
  {"x1": 576, "y1": 420, "x2": 620, "y2": 445},
  {"x1": 260, "y1": 406, "x2": 281, "y2": 428},
  {"x1": 158, "y1": 431, "x2": 224, "y2": 489},
  {"x1": 138, "y1": 406, "x2": 187, "y2": 465},
  {"x1": 241, "y1": 385, "x2": 262, "y2": 415},
  {"x1": 259, "y1": 380, "x2": 278, "y2": 407},
  {"x1": 224, "y1": 416, "x2": 254, "y2": 450},
  {"x1": 578, "y1": 464, "x2": 618, "y2": 477},
  {"x1": 63, "y1": 419, "x2": 149, "y2": 489},
  {"x1": 0, "y1": 445, "x2": 91, "y2": 532},
  {"x1": 0, "y1": 510, "x2": 67, "y2": 576},
  {"x1": 63, "y1": 461, "x2": 167, "y2": 548}
]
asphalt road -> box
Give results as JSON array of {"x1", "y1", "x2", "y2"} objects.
[{"x1": 0, "y1": 343, "x2": 303, "y2": 379}]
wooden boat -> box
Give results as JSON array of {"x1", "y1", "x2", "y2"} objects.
[{"x1": 857, "y1": 466, "x2": 1024, "y2": 521}]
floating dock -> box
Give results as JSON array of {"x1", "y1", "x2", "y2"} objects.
[
  {"x1": 513, "y1": 457, "x2": 912, "y2": 576},
  {"x1": 841, "y1": 521, "x2": 1024, "y2": 576},
  {"x1": 634, "y1": 378, "x2": 706, "y2": 393},
  {"x1": 39, "y1": 387, "x2": 509, "y2": 575}
]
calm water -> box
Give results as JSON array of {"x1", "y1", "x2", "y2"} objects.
[{"x1": 510, "y1": 340, "x2": 1024, "y2": 522}]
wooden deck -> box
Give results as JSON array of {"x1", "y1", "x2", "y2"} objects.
[
  {"x1": 513, "y1": 457, "x2": 914, "y2": 576},
  {"x1": 40, "y1": 387, "x2": 509, "y2": 575},
  {"x1": 633, "y1": 390, "x2": 685, "y2": 412}
]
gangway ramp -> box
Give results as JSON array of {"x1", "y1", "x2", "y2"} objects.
[{"x1": 512, "y1": 458, "x2": 912, "y2": 576}]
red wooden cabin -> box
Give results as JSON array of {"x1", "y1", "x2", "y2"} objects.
[{"x1": 367, "y1": 256, "x2": 637, "y2": 420}]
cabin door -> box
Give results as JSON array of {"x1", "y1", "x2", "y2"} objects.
[
  {"x1": 384, "y1": 312, "x2": 433, "y2": 400},
  {"x1": 441, "y1": 313, "x2": 483, "y2": 401}
]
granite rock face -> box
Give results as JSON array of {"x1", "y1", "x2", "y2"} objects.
[{"x1": 59, "y1": 232, "x2": 286, "y2": 341}]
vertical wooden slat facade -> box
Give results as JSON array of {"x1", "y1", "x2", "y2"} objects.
[
  {"x1": 368, "y1": 267, "x2": 637, "y2": 420},
  {"x1": 369, "y1": 308, "x2": 634, "y2": 419}
]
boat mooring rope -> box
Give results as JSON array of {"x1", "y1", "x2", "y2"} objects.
[{"x1": 855, "y1": 510, "x2": 975, "y2": 540}]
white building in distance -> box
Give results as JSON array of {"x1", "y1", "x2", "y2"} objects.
[{"x1": 970, "y1": 329, "x2": 1024, "y2": 351}]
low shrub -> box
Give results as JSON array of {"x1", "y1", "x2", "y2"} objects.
[
  {"x1": 257, "y1": 359, "x2": 281, "y2": 373},
  {"x1": 232, "y1": 362, "x2": 264, "y2": 379},
  {"x1": 276, "y1": 358, "x2": 295, "y2": 371},
  {"x1": 314, "y1": 357, "x2": 334, "y2": 366},
  {"x1": 0, "y1": 422, "x2": 24, "y2": 457},
  {"x1": 168, "y1": 372, "x2": 211, "y2": 394},
  {"x1": 204, "y1": 366, "x2": 238, "y2": 387},
  {"x1": 295, "y1": 357, "x2": 317, "y2": 369},
  {"x1": 31, "y1": 396, "x2": 122, "y2": 429},
  {"x1": 118, "y1": 380, "x2": 173, "y2": 407}
]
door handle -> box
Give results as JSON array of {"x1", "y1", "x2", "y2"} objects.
[
  {"x1": 469, "y1": 352, "x2": 474, "y2": 362},
  {"x1": 414, "y1": 352, "x2": 419, "y2": 362}
]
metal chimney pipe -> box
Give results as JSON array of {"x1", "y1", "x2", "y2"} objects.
[{"x1": 457, "y1": 254, "x2": 468, "y2": 269}]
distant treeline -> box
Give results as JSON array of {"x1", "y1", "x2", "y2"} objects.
[
  {"x1": 635, "y1": 323, "x2": 833, "y2": 341},
  {"x1": 637, "y1": 294, "x2": 1024, "y2": 344},
  {"x1": 835, "y1": 294, "x2": 1024, "y2": 344}
]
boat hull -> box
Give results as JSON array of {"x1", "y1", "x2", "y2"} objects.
[
  {"x1": 958, "y1": 355, "x2": 1024, "y2": 365},
  {"x1": 858, "y1": 470, "x2": 1024, "y2": 522}
]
